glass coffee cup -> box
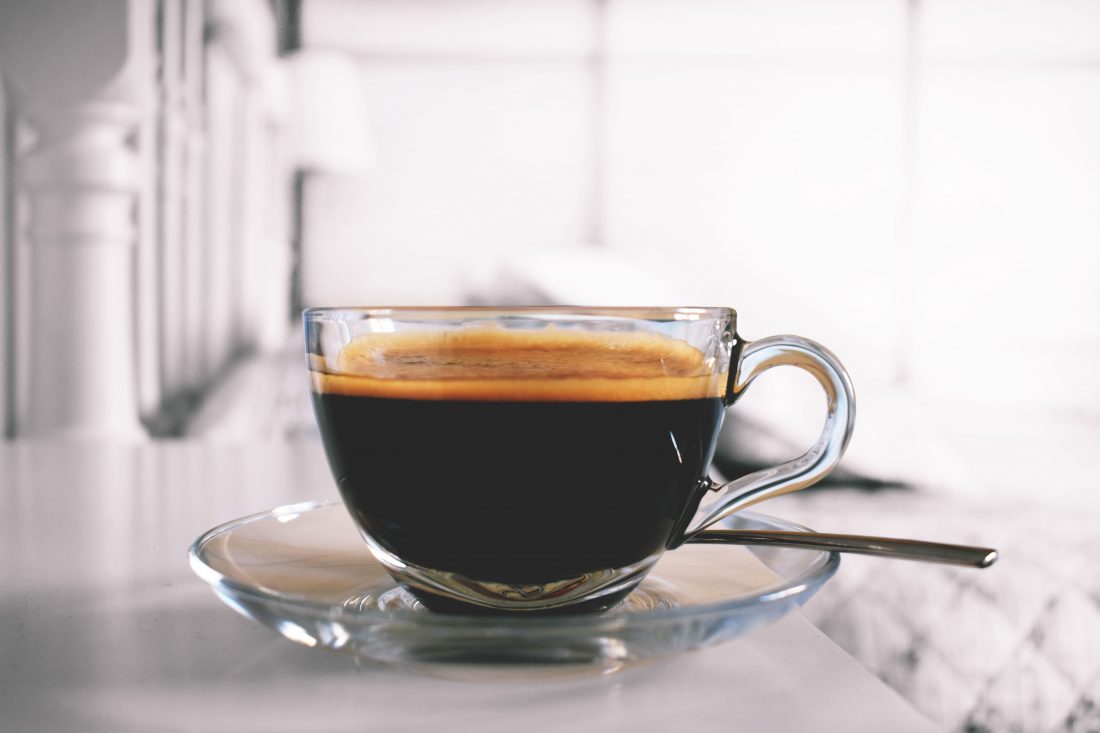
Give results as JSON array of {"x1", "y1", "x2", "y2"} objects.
[{"x1": 305, "y1": 307, "x2": 854, "y2": 614}]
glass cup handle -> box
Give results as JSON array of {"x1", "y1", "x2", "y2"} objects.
[{"x1": 678, "y1": 335, "x2": 856, "y2": 542}]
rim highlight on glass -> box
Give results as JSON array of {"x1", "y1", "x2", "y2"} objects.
[{"x1": 303, "y1": 305, "x2": 737, "y2": 324}]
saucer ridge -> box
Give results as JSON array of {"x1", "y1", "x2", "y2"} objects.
[{"x1": 190, "y1": 502, "x2": 838, "y2": 668}]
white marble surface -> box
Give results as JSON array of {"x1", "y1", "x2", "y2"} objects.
[
  {"x1": 770, "y1": 488, "x2": 1100, "y2": 733},
  {"x1": 0, "y1": 441, "x2": 937, "y2": 732}
]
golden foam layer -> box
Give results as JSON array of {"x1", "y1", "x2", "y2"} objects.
[{"x1": 311, "y1": 328, "x2": 727, "y2": 402}]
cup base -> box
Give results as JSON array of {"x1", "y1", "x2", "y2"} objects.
[
  {"x1": 360, "y1": 532, "x2": 662, "y2": 614},
  {"x1": 406, "y1": 585, "x2": 640, "y2": 616}
]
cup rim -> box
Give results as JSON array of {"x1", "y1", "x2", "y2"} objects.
[{"x1": 303, "y1": 305, "x2": 736, "y2": 322}]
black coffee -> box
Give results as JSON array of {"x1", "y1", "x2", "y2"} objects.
[{"x1": 310, "y1": 329, "x2": 727, "y2": 605}]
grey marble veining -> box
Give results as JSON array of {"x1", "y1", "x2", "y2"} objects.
[{"x1": 770, "y1": 489, "x2": 1100, "y2": 733}]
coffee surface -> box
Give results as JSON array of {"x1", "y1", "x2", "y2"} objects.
[{"x1": 311, "y1": 328, "x2": 726, "y2": 402}]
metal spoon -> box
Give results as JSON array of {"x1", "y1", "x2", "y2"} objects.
[{"x1": 688, "y1": 529, "x2": 997, "y2": 568}]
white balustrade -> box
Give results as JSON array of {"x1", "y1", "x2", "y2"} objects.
[
  {"x1": 0, "y1": 0, "x2": 292, "y2": 439},
  {"x1": 21, "y1": 103, "x2": 146, "y2": 439},
  {"x1": 1, "y1": 77, "x2": 9, "y2": 438},
  {"x1": 0, "y1": 0, "x2": 152, "y2": 439}
]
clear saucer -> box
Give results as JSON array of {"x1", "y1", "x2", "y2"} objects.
[{"x1": 189, "y1": 501, "x2": 839, "y2": 670}]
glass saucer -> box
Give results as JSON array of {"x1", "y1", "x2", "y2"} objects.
[{"x1": 190, "y1": 501, "x2": 838, "y2": 670}]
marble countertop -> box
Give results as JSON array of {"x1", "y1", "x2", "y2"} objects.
[{"x1": 0, "y1": 441, "x2": 938, "y2": 733}]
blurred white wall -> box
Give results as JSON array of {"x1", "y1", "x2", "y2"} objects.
[
  {"x1": 296, "y1": 0, "x2": 1100, "y2": 494},
  {"x1": 298, "y1": 0, "x2": 597, "y2": 308}
]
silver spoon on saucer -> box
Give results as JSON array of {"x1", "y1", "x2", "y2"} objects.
[{"x1": 688, "y1": 529, "x2": 997, "y2": 568}]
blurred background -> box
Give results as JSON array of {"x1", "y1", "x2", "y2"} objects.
[{"x1": 1, "y1": 1, "x2": 1099, "y2": 730}]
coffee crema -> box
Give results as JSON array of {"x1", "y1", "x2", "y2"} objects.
[{"x1": 311, "y1": 328, "x2": 727, "y2": 402}]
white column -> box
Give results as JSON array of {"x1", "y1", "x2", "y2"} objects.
[
  {"x1": 207, "y1": 0, "x2": 290, "y2": 356},
  {"x1": 133, "y1": 0, "x2": 160, "y2": 423},
  {"x1": 0, "y1": 0, "x2": 153, "y2": 439},
  {"x1": 180, "y1": 0, "x2": 208, "y2": 391},
  {"x1": 0, "y1": 74, "x2": 10, "y2": 438},
  {"x1": 19, "y1": 104, "x2": 144, "y2": 439},
  {"x1": 156, "y1": 0, "x2": 188, "y2": 405}
]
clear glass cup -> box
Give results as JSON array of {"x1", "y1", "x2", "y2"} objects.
[{"x1": 305, "y1": 306, "x2": 854, "y2": 614}]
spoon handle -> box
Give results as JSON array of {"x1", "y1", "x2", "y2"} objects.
[{"x1": 688, "y1": 529, "x2": 998, "y2": 568}]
